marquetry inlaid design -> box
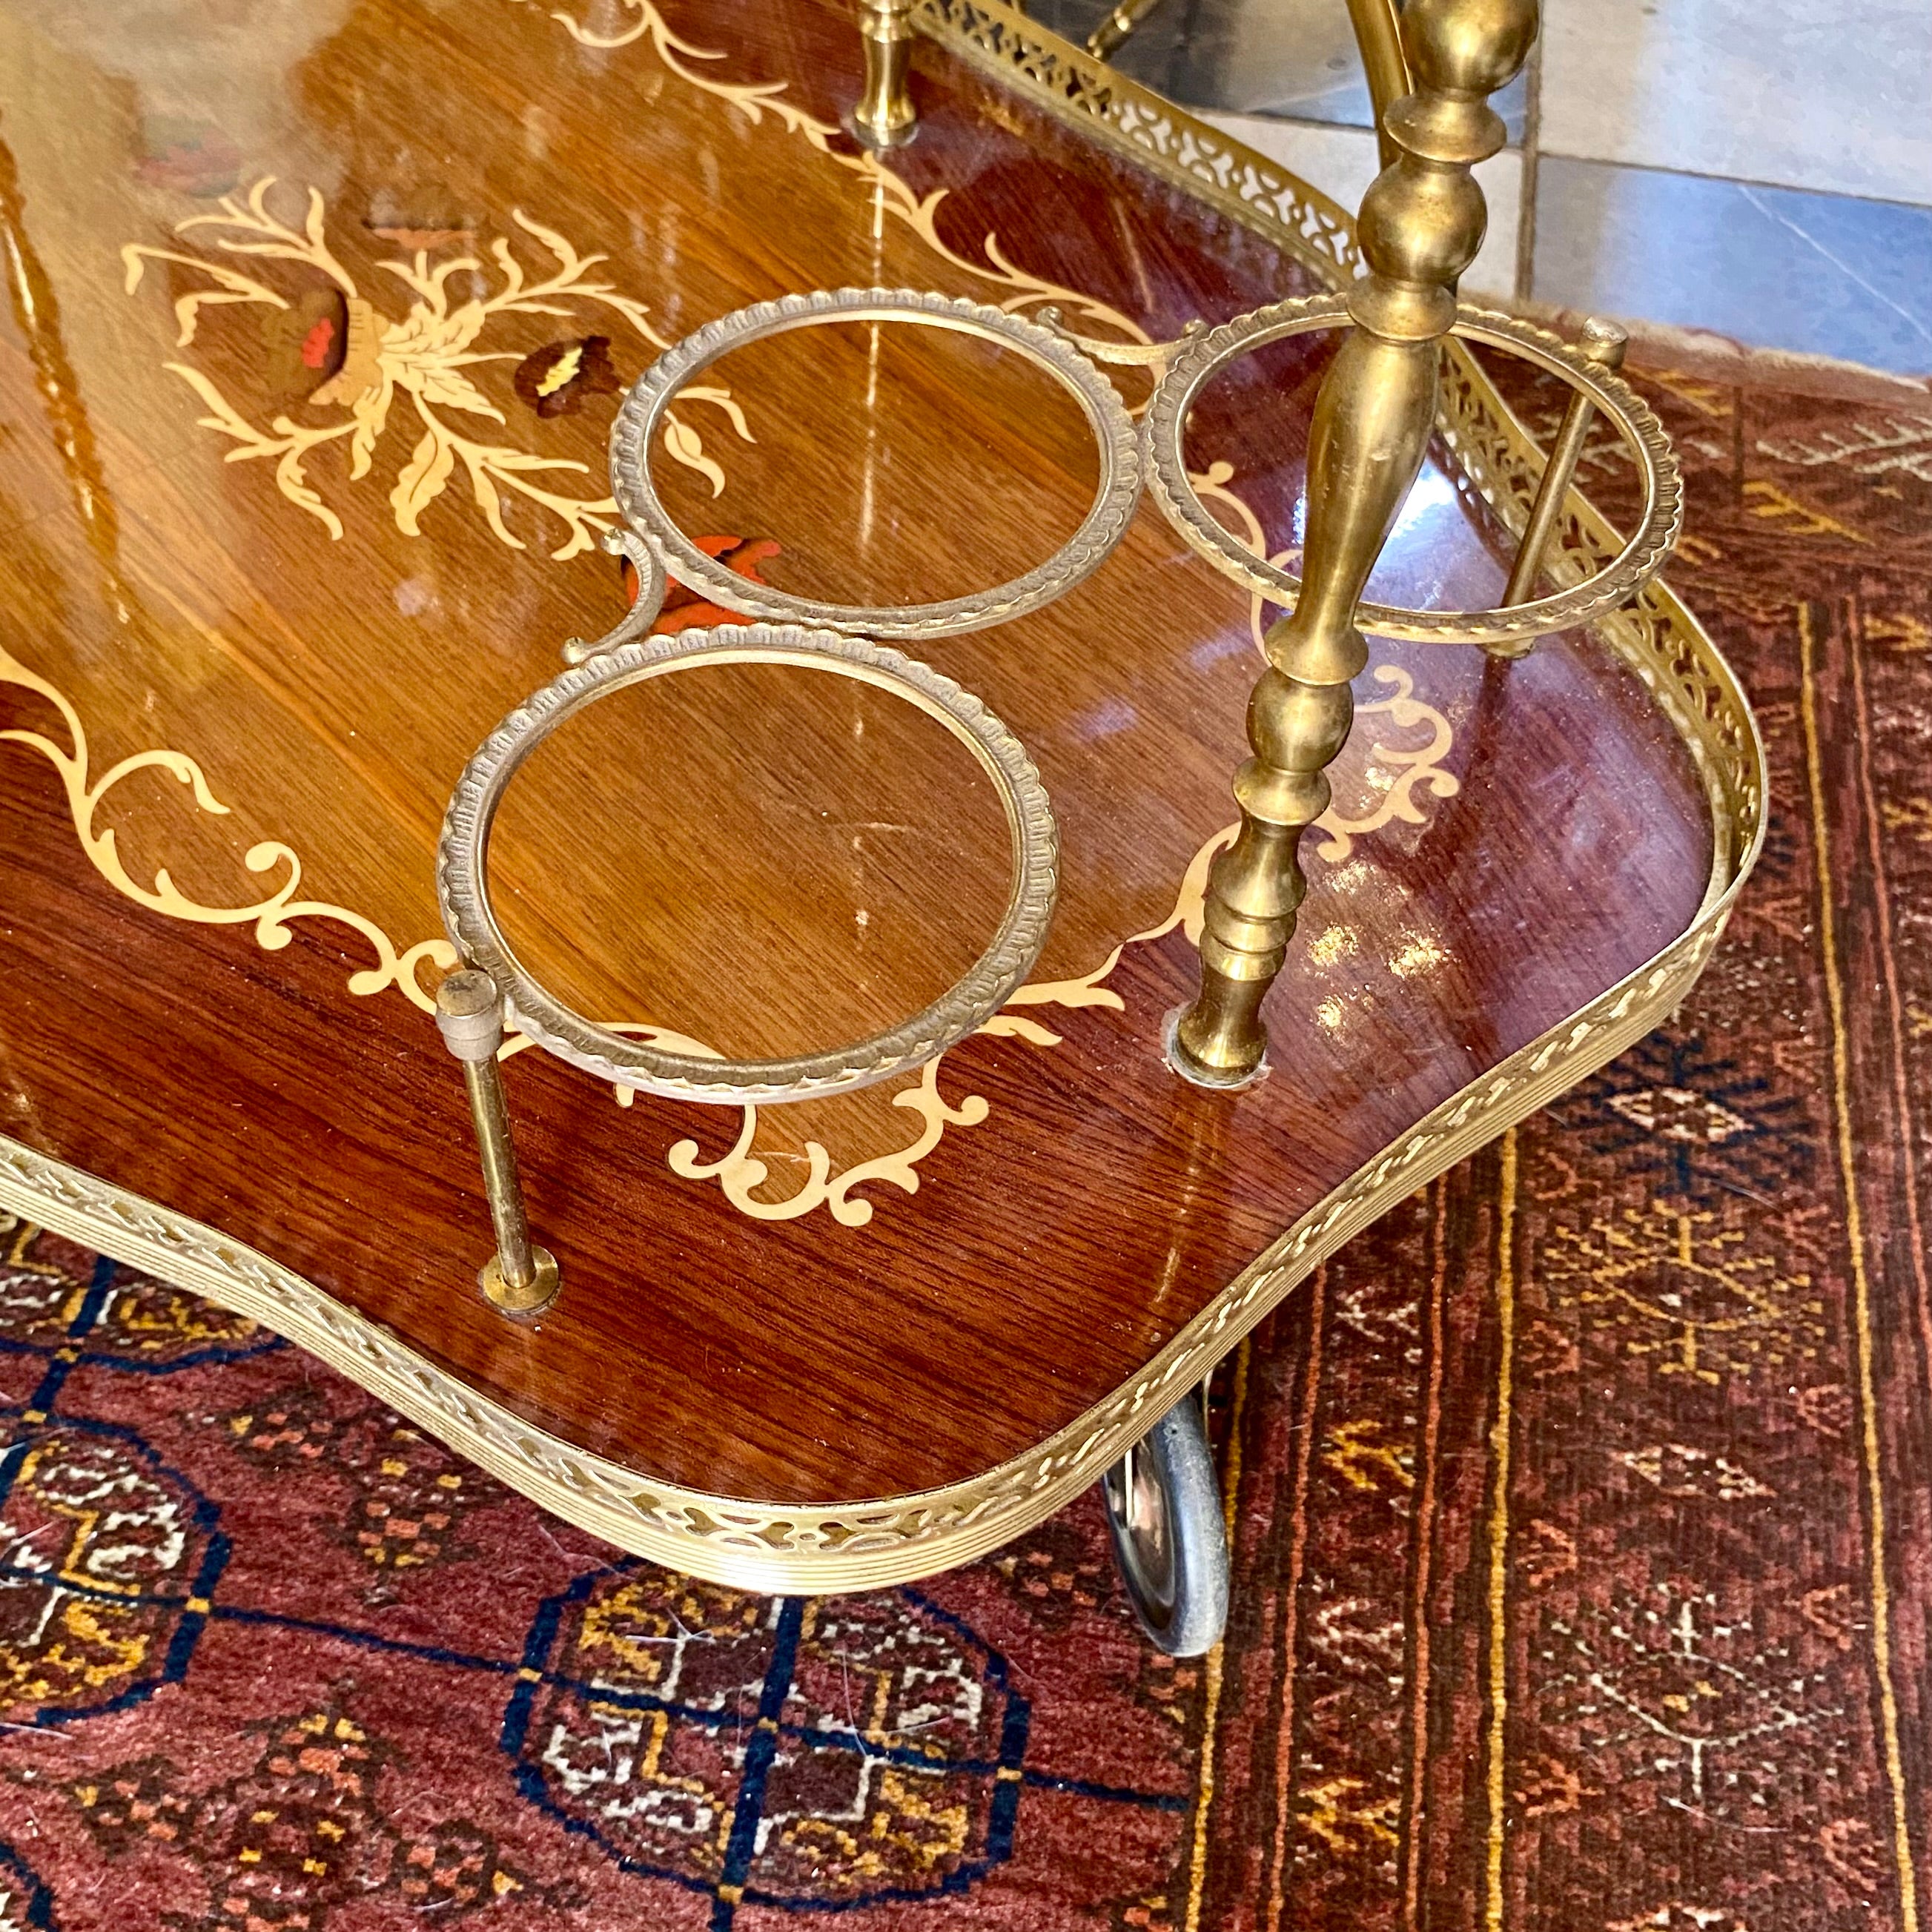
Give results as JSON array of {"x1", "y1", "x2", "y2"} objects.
[
  {"x1": 526, "y1": 0, "x2": 1150, "y2": 348},
  {"x1": 122, "y1": 179, "x2": 751, "y2": 556},
  {"x1": 108, "y1": 153, "x2": 1458, "y2": 1226},
  {"x1": 0, "y1": 637, "x2": 454, "y2": 1013}
]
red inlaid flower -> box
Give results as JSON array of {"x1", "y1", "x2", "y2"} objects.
[
  {"x1": 264, "y1": 288, "x2": 351, "y2": 403},
  {"x1": 621, "y1": 534, "x2": 783, "y2": 633}
]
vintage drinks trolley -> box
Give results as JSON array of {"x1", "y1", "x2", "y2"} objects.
[{"x1": 0, "y1": 0, "x2": 1761, "y2": 1659}]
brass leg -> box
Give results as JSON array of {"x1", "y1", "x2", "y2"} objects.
[
  {"x1": 1171, "y1": 0, "x2": 1538, "y2": 1088},
  {"x1": 434, "y1": 969, "x2": 560, "y2": 1317},
  {"x1": 850, "y1": 0, "x2": 919, "y2": 149},
  {"x1": 1489, "y1": 317, "x2": 1629, "y2": 657}
]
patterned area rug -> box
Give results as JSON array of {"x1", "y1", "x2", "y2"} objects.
[{"x1": 0, "y1": 357, "x2": 1928, "y2": 1932}]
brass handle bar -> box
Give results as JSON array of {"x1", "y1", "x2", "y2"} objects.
[{"x1": 1497, "y1": 315, "x2": 1630, "y2": 634}]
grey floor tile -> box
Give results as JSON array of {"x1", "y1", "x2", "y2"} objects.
[
  {"x1": 1533, "y1": 157, "x2": 1932, "y2": 374},
  {"x1": 1541, "y1": 0, "x2": 1932, "y2": 207}
]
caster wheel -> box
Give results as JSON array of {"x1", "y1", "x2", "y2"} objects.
[{"x1": 1101, "y1": 1389, "x2": 1229, "y2": 1655}]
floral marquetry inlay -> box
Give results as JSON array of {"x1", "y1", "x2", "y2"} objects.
[{"x1": 122, "y1": 179, "x2": 751, "y2": 558}]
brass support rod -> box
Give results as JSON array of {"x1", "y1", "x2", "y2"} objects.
[
  {"x1": 1493, "y1": 316, "x2": 1628, "y2": 647},
  {"x1": 435, "y1": 969, "x2": 560, "y2": 1317},
  {"x1": 1171, "y1": 0, "x2": 1538, "y2": 1090},
  {"x1": 1088, "y1": 0, "x2": 1170, "y2": 59},
  {"x1": 852, "y1": 0, "x2": 919, "y2": 148},
  {"x1": 1344, "y1": 0, "x2": 1413, "y2": 168}
]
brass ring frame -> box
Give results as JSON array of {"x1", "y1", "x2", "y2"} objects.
[
  {"x1": 437, "y1": 625, "x2": 1059, "y2": 1105},
  {"x1": 608, "y1": 287, "x2": 1142, "y2": 641},
  {"x1": 1142, "y1": 293, "x2": 1684, "y2": 646}
]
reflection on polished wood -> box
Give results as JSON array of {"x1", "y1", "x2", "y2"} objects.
[{"x1": 0, "y1": 0, "x2": 1759, "y2": 1585}]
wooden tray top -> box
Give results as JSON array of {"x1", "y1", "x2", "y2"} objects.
[{"x1": 0, "y1": 0, "x2": 1763, "y2": 1587}]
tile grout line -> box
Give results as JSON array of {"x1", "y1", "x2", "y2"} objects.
[
  {"x1": 1532, "y1": 147, "x2": 1932, "y2": 217},
  {"x1": 1736, "y1": 185, "x2": 1932, "y2": 350}
]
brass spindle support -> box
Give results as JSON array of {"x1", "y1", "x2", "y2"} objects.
[
  {"x1": 1489, "y1": 316, "x2": 1629, "y2": 655},
  {"x1": 1171, "y1": 0, "x2": 1538, "y2": 1089},
  {"x1": 851, "y1": 0, "x2": 919, "y2": 148},
  {"x1": 434, "y1": 969, "x2": 560, "y2": 1317},
  {"x1": 1345, "y1": 0, "x2": 1413, "y2": 166},
  {"x1": 1088, "y1": 0, "x2": 1169, "y2": 59}
]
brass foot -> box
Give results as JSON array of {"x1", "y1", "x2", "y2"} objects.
[
  {"x1": 1163, "y1": 1006, "x2": 1269, "y2": 1092},
  {"x1": 480, "y1": 1245, "x2": 560, "y2": 1317},
  {"x1": 844, "y1": 108, "x2": 919, "y2": 150}
]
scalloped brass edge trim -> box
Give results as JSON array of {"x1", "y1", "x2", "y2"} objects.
[
  {"x1": 913, "y1": 0, "x2": 1365, "y2": 285},
  {"x1": 0, "y1": 801, "x2": 1754, "y2": 1595}
]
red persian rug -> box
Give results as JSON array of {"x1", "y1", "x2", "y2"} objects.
[{"x1": 0, "y1": 354, "x2": 1928, "y2": 1932}]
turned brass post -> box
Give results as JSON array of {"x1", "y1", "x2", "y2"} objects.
[
  {"x1": 1088, "y1": 0, "x2": 1168, "y2": 59},
  {"x1": 1492, "y1": 316, "x2": 1629, "y2": 653},
  {"x1": 851, "y1": 0, "x2": 919, "y2": 148},
  {"x1": 1171, "y1": 0, "x2": 1538, "y2": 1088},
  {"x1": 434, "y1": 969, "x2": 560, "y2": 1317}
]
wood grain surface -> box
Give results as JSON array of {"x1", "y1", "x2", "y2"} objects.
[{"x1": 0, "y1": 0, "x2": 1716, "y2": 1512}]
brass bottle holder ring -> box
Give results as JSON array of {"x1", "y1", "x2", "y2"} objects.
[
  {"x1": 437, "y1": 624, "x2": 1059, "y2": 1108},
  {"x1": 606, "y1": 285, "x2": 1142, "y2": 643},
  {"x1": 1140, "y1": 292, "x2": 1684, "y2": 647},
  {"x1": 436, "y1": 277, "x2": 1681, "y2": 1316}
]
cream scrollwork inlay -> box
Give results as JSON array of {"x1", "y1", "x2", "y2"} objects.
[
  {"x1": 1309, "y1": 666, "x2": 1460, "y2": 865},
  {"x1": 531, "y1": 0, "x2": 1151, "y2": 354},
  {"x1": 122, "y1": 178, "x2": 752, "y2": 557},
  {"x1": 651, "y1": 825, "x2": 1234, "y2": 1227},
  {"x1": 665, "y1": 1059, "x2": 989, "y2": 1228},
  {"x1": 0, "y1": 638, "x2": 454, "y2": 1010}
]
